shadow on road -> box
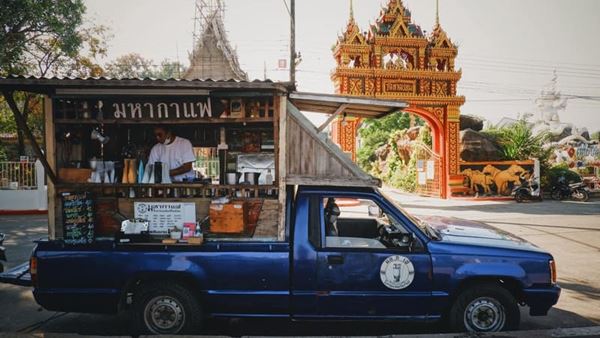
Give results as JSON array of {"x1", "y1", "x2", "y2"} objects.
[{"x1": 19, "y1": 306, "x2": 597, "y2": 336}]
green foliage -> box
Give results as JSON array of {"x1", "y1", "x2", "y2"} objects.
[
  {"x1": 356, "y1": 129, "x2": 389, "y2": 172},
  {"x1": 0, "y1": 0, "x2": 86, "y2": 75},
  {"x1": 357, "y1": 112, "x2": 411, "y2": 171},
  {"x1": 359, "y1": 112, "x2": 412, "y2": 139},
  {"x1": 356, "y1": 112, "x2": 430, "y2": 193},
  {"x1": 0, "y1": 144, "x2": 7, "y2": 161},
  {"x1": 482, "y1": 120, "x2": 556, "y2": 188},
  {"x1": 591, "y1": 131, "x2": 600, "y2": 141},
  {"x1": 389, "y1": 155, "x2": 417, "y2": 193},
  {"x1": 543, "y1": 163, "x2": 582, "y2": 188},
  {"x1": 104, "y1": 54, "x2": 187, "y2": 79},
  {"x1": 104, "y1": 53, "x2": 154, "y2": 79},
  {"x1": 481, "y1": 120, "x2": 549, "y2": 161},
  {"x1": 154, "y1": 60, "x2": 187, "y2": 79}
]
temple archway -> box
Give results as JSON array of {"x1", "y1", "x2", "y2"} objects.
[{"x1": 330, "y1": 0, "x2": 464, "y2": 198}]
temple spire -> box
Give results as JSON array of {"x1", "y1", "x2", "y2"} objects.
[
  {"x1": 349, "y1": 0, "x2": 354, "y2": 22},
  {"x1": 435, "y1": 0, "x2": 440, "y2": 26}
]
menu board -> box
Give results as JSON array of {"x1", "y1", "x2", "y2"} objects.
[
  {"x1": 61, "y1": 192, "x2": 95, "y2": 245},
  {"x1": 134, "y1": 202, "x2": 196, "y2": 235}
]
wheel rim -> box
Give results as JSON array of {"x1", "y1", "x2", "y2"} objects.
[
  {"x1": 515, "y1": 192, "x2": 524, "y2": 202},
  {"x1": 144, "y1": 295, "x2": 185, "y2": 334},
  {"x1": 464, "y1": 297, "x2": 506, "y2": 332}
]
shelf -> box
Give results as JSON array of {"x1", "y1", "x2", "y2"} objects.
[
  {"x1": 54, "y1": 117, "x2": 274, "y2": 125},
  {"x1": 55, "y1": 183, "x2": 278, "y2": 189}
]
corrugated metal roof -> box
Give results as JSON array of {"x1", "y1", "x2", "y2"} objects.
[
  {"x1": 0, "y1": 75, "x2": 294, "y2": 94},
  {"x1": 289, "y1": 92, "x2": 408, "y2": 119}
]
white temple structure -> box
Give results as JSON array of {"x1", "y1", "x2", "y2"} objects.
[{"x1": 183, "y1": 0, "x2": 248, "y2": 81}]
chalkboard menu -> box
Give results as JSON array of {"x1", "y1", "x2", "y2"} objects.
[{"x1": 61, "y1": 192, "x2": 95, "y2": 245}]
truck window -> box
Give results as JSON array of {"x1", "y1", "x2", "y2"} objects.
[{"x1": 321, "y1": 197, "x2": 410, "y2": 250}]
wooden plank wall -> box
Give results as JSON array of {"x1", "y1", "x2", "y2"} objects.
[{"x1": 286, "y1": 116, "x2": 353, "y2": 178}]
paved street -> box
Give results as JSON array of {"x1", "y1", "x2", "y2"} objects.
[{"x1": 0, "y1": 193, "x2": 599, "y2": 335}]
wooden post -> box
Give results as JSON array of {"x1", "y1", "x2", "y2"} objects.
[
  {"x1": 44, "y1": 96, "x2": 57, "y2": 239},
  {"x1": 277, "y1": 96, "x2": 287, "y2": 241},
  {"x1": 290, "y1": 0, "x2": 296, "y2": 84},
  {"x1": 317, "y1": 104, "x2": 348, "y2": 133}
]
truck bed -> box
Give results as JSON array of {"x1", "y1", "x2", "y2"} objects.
[{"x1": 33, "y1": 240, "x2": 291, "y2": 316}]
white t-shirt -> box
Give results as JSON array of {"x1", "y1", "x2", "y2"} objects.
[{"x1": 148, "y1": 136, "x2": 196, "y2": 182}]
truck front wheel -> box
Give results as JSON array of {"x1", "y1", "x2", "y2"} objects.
[
  {"x1": 133, "y1": 281, "x2": 203, "y2": 335},
  {"x1": 449, "y1": 283, "x2": 520, "y2": 332}
]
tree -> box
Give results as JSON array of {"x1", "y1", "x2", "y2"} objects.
[
  {"x1": 357, "y1": 112, "x2": 412, "y2": 171},
  {"x1": 104, "y1": 54, "x2": 187, "y2": 79},
  {"x1": 0, "y1": 0, "x2": 86, "y2": 75},
  {"x1": 104, "y1": 53, "x2": 155, "y2": 79},
  {"x1": 1, "y1": 1, "x2": 110, "y2": 157},
  {"x1": 154, "y1": 60, "x2": 186, "y2": 79}
]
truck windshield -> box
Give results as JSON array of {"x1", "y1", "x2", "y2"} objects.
[{"x1": 377, "y1": 189, "x2": 440, "y2": 240}]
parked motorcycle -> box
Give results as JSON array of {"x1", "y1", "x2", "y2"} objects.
[
  {"x1": 551, "y1": 176, "x2": 589, "y2": 202},
  {"x1": 0, "y1": 233, "x2": 6, "y2": 273},
  {"x1": 512, "y1": 176, "x2": 542, "y2": 203}
]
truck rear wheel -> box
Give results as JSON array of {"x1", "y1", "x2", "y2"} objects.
[
  {"x1": 449, "y1": 283, "x2": 519, "y2": 332},
  {"x1": 133, "y1": 281, "x2": 203, "y2": 335}
]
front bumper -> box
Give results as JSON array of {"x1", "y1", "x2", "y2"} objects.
[{"x1": 523, "y1": 284, "x2": 561, "y2": 316}]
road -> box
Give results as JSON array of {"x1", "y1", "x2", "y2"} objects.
[{"x1": 0, "y1": 192, "x2": 599, "y2": 335}]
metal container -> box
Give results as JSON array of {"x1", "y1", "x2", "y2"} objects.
[
  {"x1": 244, "y1": 172, "x2": 260, "y2": 185},
  {"x1": 226, "y1": 172, "x2": 240, "y2": 185}
]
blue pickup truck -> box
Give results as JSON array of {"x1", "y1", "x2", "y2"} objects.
[{"x1": 18, "y1": 185, "x2": 559, "y2": 334}]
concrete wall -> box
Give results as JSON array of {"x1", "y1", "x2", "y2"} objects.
[{"x1": 0, "y1": 160, "x2": 47, "y2": 212}]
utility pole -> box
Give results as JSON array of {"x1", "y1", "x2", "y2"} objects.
[{"x1": 290, "y1": 0, "x2": 296, "y2": 84}]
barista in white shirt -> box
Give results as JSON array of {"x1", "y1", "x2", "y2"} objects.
[{"x1": 148, "y1": 125, "x2": 196, "y2": 182}]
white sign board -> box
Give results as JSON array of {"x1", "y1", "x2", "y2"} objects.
[
  {"x1": 418, "y1": 172, "x2": 427, "y2": 185},
  {"x1": 426, "y1": 160, "x2": 435, "y2": 180},
  {"x1": 134, "y1": 202, "x2": 196, "y2": 234}
]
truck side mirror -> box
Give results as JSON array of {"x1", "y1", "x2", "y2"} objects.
[{"x1": 368, "y1": 205, "x2": 383, "y2": 217}]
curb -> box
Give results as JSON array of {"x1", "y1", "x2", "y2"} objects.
[{"x1": 0, "y1": 210, "x2": 47, "y2": 216}]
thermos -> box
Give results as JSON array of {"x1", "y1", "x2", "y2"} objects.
[{"x1": 154, "y1": 161, "x2": 163, "y2": 184}]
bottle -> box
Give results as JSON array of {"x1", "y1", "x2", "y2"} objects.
[
  {"x1": 194, "y1": 221, "x2": 202, "y2": 237},
  {"x1": 154, "y1": 161, "x2": 162, "y2": 184}
]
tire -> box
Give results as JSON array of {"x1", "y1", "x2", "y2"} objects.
[
  {"x1": 514, "y1": 191, "x2": 526, "y2": 203},
  {"x1": 133, "y1": 281, "x2": 203, "y2": 335},
  {"x1": 449, "y1": 283, "x2": 520, "y2": 333},
  {"x1": 572, "y1": 189, "x2": 589, "y2": 202},
  {"x1": 551, "y1": 190, "x2": 563, "y2": 201}
]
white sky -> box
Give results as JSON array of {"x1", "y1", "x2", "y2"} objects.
[{"x1": 83, "y1": 0, "x2": 600, "y2": 132}]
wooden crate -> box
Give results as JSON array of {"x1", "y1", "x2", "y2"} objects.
[
  {"x1": 58, "y1": 168, "x2": 91, "y2": 183},
  {"x1": 209, "y1": 201, "x2": 247, "y2": 233}
]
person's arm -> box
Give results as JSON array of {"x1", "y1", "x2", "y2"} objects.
[{"x1": 169, "y1": 162, "x2": 193, "y2": 177}]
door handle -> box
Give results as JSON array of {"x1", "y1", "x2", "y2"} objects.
[{"x1": 327, "y1": 255, "x2": 344, "y2": 265}]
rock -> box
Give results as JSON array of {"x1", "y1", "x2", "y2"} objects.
[
  {"x1": 460, "y1": 115, "x2": 484, "y2": 131},
  {"x1": 460, "y1": 129, "x2": 502, "y2": 162}
]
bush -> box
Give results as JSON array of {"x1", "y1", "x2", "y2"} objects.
[
  {"x1": 0, "y1": 144, "x2": 7, "y2": 161},
  {"x1": 481, "y1": 120, "x2": 549, "y2": 161},
  {"x1": 357, "y1": 129, "x2": 389, "y2": 172},
  {"x1": 543, "y1": 164, "x2": 581, "y2": 188}
]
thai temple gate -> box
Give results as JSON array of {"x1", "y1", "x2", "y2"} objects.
[{"x1": 331, "y1": 0, "x2": 465, "y2": 198}]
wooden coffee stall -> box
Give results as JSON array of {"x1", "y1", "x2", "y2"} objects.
[{"x1": 0, "y1": 77, "x2": 406, "y2": 245}]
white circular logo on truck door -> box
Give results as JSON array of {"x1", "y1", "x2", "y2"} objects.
[{"x1": 380, "y1": 255, "x2": 415, "y2": 290}]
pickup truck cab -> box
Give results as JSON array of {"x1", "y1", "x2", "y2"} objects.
[{"x1": 25, "y1": 185, "x2": 560, "y2": 334}]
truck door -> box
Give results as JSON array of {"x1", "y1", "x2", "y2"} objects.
[{"x1": 313, "y1": 194, "x2": 433, "y2": 318}]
